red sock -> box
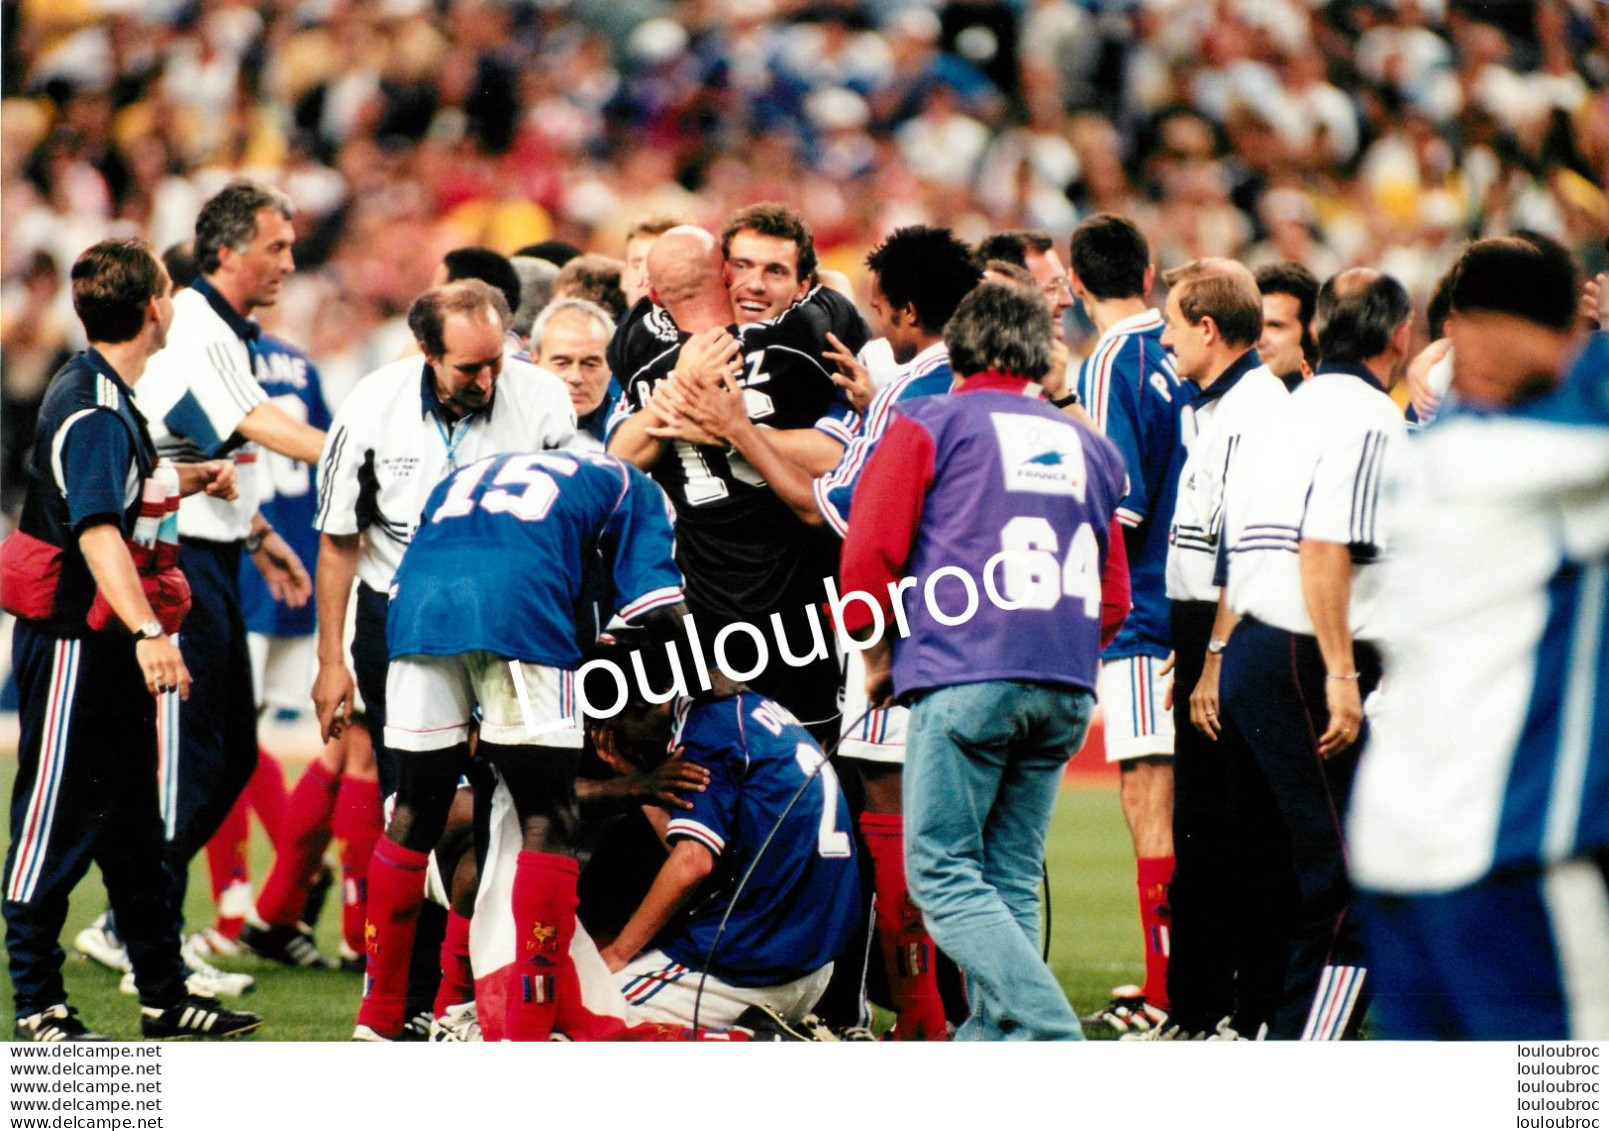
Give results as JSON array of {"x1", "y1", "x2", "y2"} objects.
[
  {"x1": 205, "y1": 795, "x2": 251, "y2": 902},
  {"x1": 256, "y1": 760, "x2": 339, "y2": 927},
  {"x1": 433, "y1": 910, "x2": 475, "y2": 1017},
  {"x1": 356, "y1": 837, "x2": 430, "y2": 1037},
  {"x1": 333, "y1": 775, "x2": 382, "y2": 954},
  {"x1": 204, "y1": 794, "x2": 253, "y2": 938},
  {"x1": 506, "y1": 851, "x2": 579, "y2": 1042},
  {"x1": 860, "y1": 811, "x2": 948, "y2": 1040},
  {"x1": 246, "y1": 748, "x2": 288, "y2": 851},
  {"x1": 1137, "y1": 855, "x2": 1174, "y2": 1011}
]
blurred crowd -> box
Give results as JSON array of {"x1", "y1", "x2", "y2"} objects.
[{"x1": 5, "y1": 0, "x2": 1609, "y2": 511}]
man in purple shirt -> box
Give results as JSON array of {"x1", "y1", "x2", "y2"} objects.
[{"x1": 840, "y1": 282, "x2": 1130, "y2": 1039}]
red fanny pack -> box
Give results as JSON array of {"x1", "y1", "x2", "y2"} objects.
[
  {"x1": 0, "y1": 530, "x2": 65, "y2": 621},
  {"x1": 1, "y1": 464, "x2": 192, "y2": 636},
  {"x1": 0, "y1": 528, "x2": 191, "y2": 635}
]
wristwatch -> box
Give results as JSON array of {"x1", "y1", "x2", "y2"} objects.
[
  {"x1": 245, "y1": 526, "x2": 270, "y2": 554},
  {"x1": 136, "y1": 620, "x2": 164, "y2": 641},
  {"x1": 1206, "y1": 637, "x2": 1228, "y2": 655}
]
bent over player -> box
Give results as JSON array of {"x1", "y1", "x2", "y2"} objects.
[
  {"x1": 355, "y1": 449, "x2": 689, "y2": 1042},
  {"x1": 586, "y1": 640, "x2": 861, "y2": 1033}
]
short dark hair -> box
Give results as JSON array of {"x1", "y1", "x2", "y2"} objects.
[
  {"x1": 1449, "y1": 234, "x2": 1579, "y2": 333},
  {"x1": 944, "y1": 282, "x2": 1054, "y2": 380},
  {"x1": 1163, "y1": 258, "x2": 1263, "y2": 346},
  {"x1": 721, "y1": 202, "x2": 817, "y2": 284},
  {"x1": 866, "y1": 226, "x2": 980, "y2": 334},
  {"x1": 1069, "y1": 214, "x2": 1150, "y2": 301},
  {"x1": 554, "y1": 254, "x2": 628, "y2": 323},
  {"x1": 407, "y1": 279, "x2": 511, "y2": 359},
  {"x1": 1426, "y1": 262, "x2": 1457, "y2": 341},
  {"x1": 514, "y1": 239, "x2": 582, "y2": 267},
  {"x1": 1314, "y1": 269, "x2": 1412, "y2": 364},
  {"x1": 976, "y1": 230, "x2": 1053, "y2": 270},
  {"x1": 72, "y1": 238, "x2": 165, "y2": 344},
  {"x1": 194, "y1": 180, "x2": 294, "y2": 275},
  {"x1": 1254, "y1": 260, "x2": 1318, "y2": 362},
  {"x1": 162, "y1": 241, "x2": 198, "y2": 290},
  {"x1": 443, "y1": 247, "x2": 522, "y2": 321}
]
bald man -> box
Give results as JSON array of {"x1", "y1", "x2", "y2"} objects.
[
  {"x1": 603, "y1": 224, "x2": 869, "y2": 743},
  {"x1": 1214, "y1": 268, "x2": 1411, "y2": 1040}
]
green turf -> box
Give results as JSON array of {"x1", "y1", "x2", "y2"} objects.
[{"x1": 0, "y1": 755, "x2": 1139, "y2": 1041}]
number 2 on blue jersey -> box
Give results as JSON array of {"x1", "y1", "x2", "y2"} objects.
[{"x1": 794, "y1": 744, "x2": 851, "y2": 858}]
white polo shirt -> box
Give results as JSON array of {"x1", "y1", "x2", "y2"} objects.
[
  {"x1": 1165, "y1": 351, "x2": 1288, "y2": 603},
  {"x1": 314, "y1": 352, "x2": 576, "y2": 593},
  {"x1": 1221, "y1": 364, "x2": 1407, "y2": 641},
  {"x1": 136, "y1": 280, "x2": 269, "y2": 543}
]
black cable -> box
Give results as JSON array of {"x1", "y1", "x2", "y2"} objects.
[
  {"x1": 1042, "y1": 861, "x2": 1052, "y2": 963},
  {"x1": 692, "y1": 700, "x2": 878, "y2": 1037}
]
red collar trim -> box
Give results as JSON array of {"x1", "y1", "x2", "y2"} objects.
[{"x1": 956, "y1": 370, "x2": 1045, "y2": 397}]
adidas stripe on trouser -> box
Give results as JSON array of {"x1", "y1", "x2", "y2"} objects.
[
  {"x1": 1217, "y1": 618, "x2": 1381, "y2": 1040},
  {"x1": 155, "y1": 539, "x2": 259, "y2": 925},
  {"x1": 3, "y1": 623, "x2": 187, "y2": 1013}
]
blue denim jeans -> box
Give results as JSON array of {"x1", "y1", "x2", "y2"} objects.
[{"x1": 903, "y1": 680, "x2": 1094, "y2": 1040}]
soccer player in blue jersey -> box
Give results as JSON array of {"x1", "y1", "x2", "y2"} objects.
[
  {"x1": 1072, "y1": 214, "x2": 1188, "y2": 1029},
  {"x1": 1352, "y1": 236, "x2": 1609, "y2": 1040},
  {"x1": 354, "y1": 448, "x2": 694, "y2": 1042},
  {"x1": 587, "y1": 639, "x2": 861, "y2": 1032}
]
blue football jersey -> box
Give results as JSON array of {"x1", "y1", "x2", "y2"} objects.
[
  {"x1": 660, "y1": 693, "x2": 861, "y2": 987},
  {"x1": 1077, "y1": 309, "x2": 1189, "y2": 657},
  {"x1": 239, "y1": 333, "x2": 332, "y2": 636},
  {"x1": 387, "y1": 450, "x2": 685, "y2": 666},
  {"x1": 814, "y1": 343, "x2": 954, "y2": 537}
]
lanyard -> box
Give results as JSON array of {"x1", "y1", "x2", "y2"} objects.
[{"x1": 433, "y1": 411, "x2": 475, "y2": 471}]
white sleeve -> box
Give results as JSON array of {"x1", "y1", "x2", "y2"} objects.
[
  {"x1": 1301, "y1": 421, "x2": 1394, "y2": 554},
  {"x1": 145, "y1": 323, "x2": 266, "y2": 455},
  {"x1": 312, "y1": 399, "x2": 371, "y2": 536}
]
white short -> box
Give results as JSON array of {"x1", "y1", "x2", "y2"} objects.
[
  {"x1": 247, "y1": 632, "x2": 315, "y2": 715},
  {"x1": 616, "y1": 949, "x2": 834, "y2": 1030},
  {"x1": 838, "y1": 648, "x2": 907, "y2": 764},
  {"x1": 1097, "y1": 655, "x2": 1175, "y2": 761},
  {"x1": 384, "y1": 653, "x2": 584, "y2": 752}
]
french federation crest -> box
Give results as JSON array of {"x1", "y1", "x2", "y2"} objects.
[{"x1": 990, "y1": 412, "x2": 1088, "y2": 499}]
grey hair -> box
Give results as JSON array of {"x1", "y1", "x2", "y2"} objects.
[
  {"x1": 510, "y1": 256, "x2": 561, "y2": 338},
  {"x1": 529, "y1": 297, "x2": 615, "y2": 355},
  {"x1": 194, "y1": 180, "x2": 295, "y2": 275},
  {"x1": 407, "y1": 279, "x2": 511, "y2": 358},
  {"x1": 943, "y1": 281, "x2": 1054, "y2": 380}
]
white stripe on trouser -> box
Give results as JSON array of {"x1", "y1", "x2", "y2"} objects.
[
  {"x1": 157, "y1": 667, "x2": 181, "y2": 841},
  {"x1": 1300, "y1": 964, "x2": 1366, "y2": 1040},
  {"x1": 1543, "y1": 857, "x2": 1609, "y2": 1039},
  {"x1": 7, "y1": 639, "x2": 81, "y2": 903}
]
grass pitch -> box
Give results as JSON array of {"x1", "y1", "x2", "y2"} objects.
[{"x1": 0, "y1": 753, "x2": 1140, "y2": 1041}]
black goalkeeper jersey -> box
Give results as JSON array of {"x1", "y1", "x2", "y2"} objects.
[{"x1": 606, "y1": 287, "x2": 868, "y2": 629}]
